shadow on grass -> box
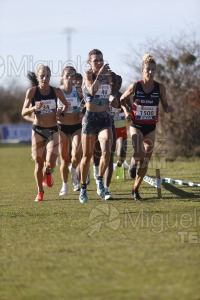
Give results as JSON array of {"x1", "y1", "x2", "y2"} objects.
[
  {"x1": 162, "y1": 183, "x2": 200, "y2": 201},
  {"x1": 115, "y1": 195, "x2": 159, "y2": 202}
]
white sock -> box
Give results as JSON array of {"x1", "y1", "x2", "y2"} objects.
[{"x1": 62, "y1": 182, "x2": 68, "y2": 189}]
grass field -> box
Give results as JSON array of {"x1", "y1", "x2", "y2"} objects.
[{"x1": 0, "y1": 145, "x2": 200, "y2": 300}]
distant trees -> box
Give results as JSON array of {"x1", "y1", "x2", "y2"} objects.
[
  {"x1": 124, "y1": 31, "x2": 200, "y2": 157},
  {"x1": 0, "y1": 84, "x2": 25, "y2": 124},
  {"x1": 1, "y1": 31, "x2": 200, "y2": 157}
]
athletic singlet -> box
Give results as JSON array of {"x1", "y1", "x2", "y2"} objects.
[
  {"x1": 32, "y1": 86, "x2": 57, "y2": 115},
  {"x1": 131, "y1": 80, "x2": 160, "y2": 124},
  {"x1": 58, "y1": 86, "x2": 81, "y2": 113},
  {"x1": 83, "y1": 74, "x2": 111, "y2": 106}
]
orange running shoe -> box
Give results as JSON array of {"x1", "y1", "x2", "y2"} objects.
[
  {"x1": 46, "y1": 173, "x2": 54, "y2": 187},
  {"x1": 35, "y1": 191, "x2": 44, "y2": 202}
]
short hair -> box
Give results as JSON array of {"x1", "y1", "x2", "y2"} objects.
[{"x1": 88, "y1": 49, "x2": 103, "y2": 62}]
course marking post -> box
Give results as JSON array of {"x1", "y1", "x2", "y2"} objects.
[{"x1": 156, "y1": 169, "x2": 162, "y2": 199}]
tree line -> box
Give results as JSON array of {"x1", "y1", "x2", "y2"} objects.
[{"x1": 0, "y1": 32, "x2": 199, "y2": 157}]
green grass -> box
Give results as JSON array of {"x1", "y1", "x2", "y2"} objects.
[{"x1": 0, "y1": 145, "x2": 200, "y2": 300}]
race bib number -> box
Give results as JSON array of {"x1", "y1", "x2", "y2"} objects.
[
  {"x1": 66, "y1": 97, "x2": 78, "y2": 113},
  {"x1": 96, "y1": 84, "x2": 111, "y2": 98},
  {"x1": 136, "y1": 105, "x2": 157, "y2": 120},
  {"x1": 36, "y1": 99, "x2": 56, "y2": 115}
]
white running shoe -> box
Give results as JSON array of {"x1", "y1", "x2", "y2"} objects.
[
  {"x1": 105, "y1": 191, "x2": 113, "y2": 200},
  {"x1": 79, "y1": 188, "x2": 88, "y2": 203},
  {"x1": 59, "y1": 183, "x2": 68, "y2": 196},
  {"x1": 73, "y1": 184, "x2": 80, "y2": 192}
]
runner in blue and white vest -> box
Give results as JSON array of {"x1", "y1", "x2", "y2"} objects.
[{"x1": 57, "y1": 66, "x2": 83, "y2": 196}]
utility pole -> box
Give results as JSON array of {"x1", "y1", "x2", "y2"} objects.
[{"x1": 63, "y1": 27, "x2": 76, "y2": 62}]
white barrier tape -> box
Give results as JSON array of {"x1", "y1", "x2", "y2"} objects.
[
  {"x1": 143, "y1": 176, "x2": 157, "y2": 188},
  {"x1": 144, "y1": 175, "x2": 200, "y2": 188},
  {"x1": 162, "y1": 178, "x2": 200, "y2": 187}
]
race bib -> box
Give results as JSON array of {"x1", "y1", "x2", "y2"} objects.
[
  {"x1": 66, "y1": 97, "x2": 78, "y2": 113},
  {"x1": 96, "y1": 84, "x2": 111, "y2": 98},
  {"x1": 35, "y1": 99, "x2": 56, "y2": 115},
  {"x1": 136, "y1": 105, "x2": 157, "y2": 120}
]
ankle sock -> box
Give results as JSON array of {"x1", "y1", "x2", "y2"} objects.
[{"x1": 81, "y1": 184, "x2": 87, "y2": 189}]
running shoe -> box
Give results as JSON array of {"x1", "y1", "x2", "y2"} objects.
[
  {"x1": 128, "y1": 165, "x2": 137, "y2": 179},
  {"x1": 59, "y1": 184, "x2": 68, "y2": 196},
  {"x1": 116, "y1": 166, "x2": 123, "y2": 179},
  {"x1": 79, "y1": 188, "x2": 88, "y2": 203},
  {"x1": 46, "y1": 173, "x2": 54, "y2": 187},
  {"x1": 73, "y1": 184, "x2": 80, "y2": 192},
  {"x1": 105, "y1": 191, "x2": 114, "y2": 200},
  {"x1": 131, "y1": 190, "x2": 142, "y2": 201},
  {"x1": 35, "y1": 191, "x2": 44, "y2": 202},
  {"x1": 97, "y1": 180, "x2": 105, "y2": 198}
]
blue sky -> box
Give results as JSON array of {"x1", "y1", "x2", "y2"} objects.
[{"x1": 0, "y1": 0, "x2": 199, "y2": 89}]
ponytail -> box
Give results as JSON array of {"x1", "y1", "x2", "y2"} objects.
[{"x1": 27, "y1": 71, "x2": 38, "y2": 87}]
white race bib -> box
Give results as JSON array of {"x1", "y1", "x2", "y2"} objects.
[
  {"x1": 96, "y1": 84, "x2": 111, "y2": 98},
  {"x1": 136, "y1": 105, "x2": 157, "y2": 120},
  {"x1": 36, "y1": 99, "x2": 56, "y2": 115},
  {"x1": 66, "y1": 97, "x2": 78, "y2": 113}
]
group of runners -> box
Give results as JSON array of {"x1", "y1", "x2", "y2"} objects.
[{"x1": 21, "y1": 49, "x2": 173, "y2": 203}]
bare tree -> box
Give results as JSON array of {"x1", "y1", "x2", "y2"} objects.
[{"x1": 123, "y1": 31, "x2": 200, "y2": 157}]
